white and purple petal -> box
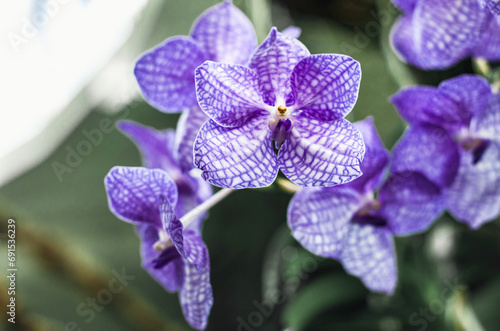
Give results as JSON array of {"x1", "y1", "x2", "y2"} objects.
[
  {"x1": 390, "y1": 0, "x2": 488, "y2": 69},
  {"x1": 118, "y1": 121, "x2": 179, "y2": 171},
  {"x1": 175, "y1": 105, "x2": 209, "y2": 172},
  {"x1": 190, "y1": 0, "x2": 257, "y2": 65},
  {"x1": 290, "y1": 54, "x2": 361, "y2": 121},
  {"x1": 379, "y1": 172, "x2": 445, "y2": 235},
  {"x1": 340, "y1": 223, "x2": 397, "y2": 294},
  {"x1": 391, "y1": 125, "x2": 460, "y2": 188},
  {"x1": 278, "y1": 116, "x2": 365, "y2": 187},
  {"x1": 134, "y1": 37, "x2": 206, "y2": 112},
  {"x1": 478, "y1": 0, "x2": 500, "y2": 14},
  {"x1": 446, "y1": 143, "x2": 500, "y2": 229},
  {"x1": 180, "y1": 249, "x2": 213, "y2": 331},
  {"x1": 288, "y1": 186, "x2": 363, "y2": 259},
  {"x1": 249, "y1": 28, "x2": 310, "y2": 105},
  {"x1": 195, "y1": 61, "x2": 268, "y2": 127},
  {"x1": 194, "y1": 118, "x2": 278, "y2": 189},
  {"x1": 345, "y1": 117, "x2": 389, "y2": 194},
  {"x1": 104, "y1": 167, "x2": 178, "y2": 227}
]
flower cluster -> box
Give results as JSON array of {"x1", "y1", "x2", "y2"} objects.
[{"x1": 102, "y1": 0, "x2": 500, "y2": 329}]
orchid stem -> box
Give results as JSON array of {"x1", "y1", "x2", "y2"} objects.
[
  {"x1": 276, "y1": 178, "x2": 300, "y2": 194},
  {"x1": 472, "y1": 57, "x2": 491, "y2": 78},
  {"x1": 180, "y1": 188, "x2": 235, "y2": 228}
]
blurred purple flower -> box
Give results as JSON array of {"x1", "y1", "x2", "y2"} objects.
[
  {"x1": 194, "y1": 28, "x2": 365, "y2": 189},
  {"x1": 391, "y1": 75, "x2": 500, "y2": 228},
  {"x1": 288, "y1": 118, "x2": 444, "y2": 294},
  {"x1": 391, "y1": 0, "x2": 500, "y2": 69}
]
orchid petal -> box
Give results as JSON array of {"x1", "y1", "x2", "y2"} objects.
[
  {"x1": 379, "y1": 172, "x2": 445, "y2": 235},
  {"x1": 136, "y1": 224, "x2": 184, "y2": 292},
  {"x1": 194, "y1": 118, "x2": 278, "y2": 189},
  {"x1": 340, "y1": 224, "x2": 397, "y2": 294},
  {"x1": 190, "y1": 1, "x2": 257, "y2": 65},
  {"x1": 278, "y1": 117, "x2": 365, "y2": 187},
  {"x1": 390, "y1": 0, "x2": 488, "y2": 69},
  {"x1": 446, "y1": 143, "x2": 500, "y2": 229},
  {"x1": 134, "y1": 37, "x2": 205, "y2": 112},
  {"x1": 104, "y1": 167, "x2": 178, "y2": 227},
  {"x1": 471, "y1": 93, "x2": 500, "y2": 141},
  {"x1": 345, "y1": 117, "x2": 389, "y2": 194},
  {"x1": 291, "y1": 54, "x2": 361, "y2": 121},
  {"x1": 249, "y1": 27, "x2": 310, "y2": 105},
  {"x1": 195, "y1": 61, "x2": 267, "y2": 127},
  {"x1": 288, "y1": 186, "x2": 363, "y2": 259},
  {"x1": 391, "y1": 125, "x2": 460, "y2": 187},
  {"x1": 118, "y1": 121, "x2": 178, "y2": 170},
  {"x1": 180, "y1": 248, "x2": 213, "y2": 331}
]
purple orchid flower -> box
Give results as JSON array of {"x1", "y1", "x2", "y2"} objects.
[
  {"x1": 133, "y1": 0, "x2": 257, "y2": 172},
  {"x1": 193, "y1": 28, "x2": 365, "y2": 189},
  {"x1": 288, "y1": 118, "x2": 444, "y2": 294},
  {"x1": 391, "y1": 74, "x2": 500, "y2": 229},
  {"x1": 105, "y1": 167, "x2": 213, "y2": 330},
  {"x1": 106, "y1": 121, "x2": 213, "y2": 329},
  {"x1": 391, "y1": 0, "x2": 500, "y2": 70}
]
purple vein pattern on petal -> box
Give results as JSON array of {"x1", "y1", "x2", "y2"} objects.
[
  {"x1": 345, "y1": 117, "x2": 389, "y2": 194},
  {"x1": 288, "y1": 186, "x2": 362, "y2": 258},
  {"x1": 136, "y1": 224, "x2": 184, "y2": 292},
  {"x1": 391, "y1": 125, "x2": 460, "y2": 187},
  {"x1": 118, "y1": 121, "x2": 178, "y2": 170},
  {"x1": 249, "y1": 28, "x2": 310, "y2": 105},
  {"x1": 473, "y1": 15, "x2": 500, "y2": 60},
  {"x1": 340, "y1": 224, "x2": 397, "y2": 294},
  {"x1": 134, "y1": 37, "x2": 206, "y2": 112},
  {"x1": 478, "y1": 0, "x2": 500, "y2": 14},
  {"x1": 379, "y1": 172, "x2": 445, "y2": 235},
  {"x1": 194, "y1": 118, "x2": 278, "y2": 188},
  {"x1": 175, "y1": 105, "x2": 209, "y2": 172},
  {"x1": 291, "y1": 54, "x2": 361, "y2": 121},
  {"x1": 195, "y1": 61, "x2": 267, "y2": 127},
  {"x1": 163, "y1": 205, "x2": 208, "y2": 269},
  {"x1": 104, "y1": 167, "x2": 178, "y2": 227},
  {"x1": 190, "y1": 1, "x2": 257, "y2": 65},
  {"x1": 472, "y1": 93, "x2": 500, "y2": 141},
  {"x1": 391, "y1": 0, "x2": 487, "y2": 69},
  {"x1": 278, "y1": 117, "x2": 365, "y2": 187},
  {"x1": 180, "y1": 250, "x2": 213, "y2": 331},
  {"x1": 446, "y1": 144, "x2": 500, "y2": 229}
]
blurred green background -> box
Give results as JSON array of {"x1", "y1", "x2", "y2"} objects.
[{"x1": 1, "y1": 0, "x2": 499, "y2": 330}]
